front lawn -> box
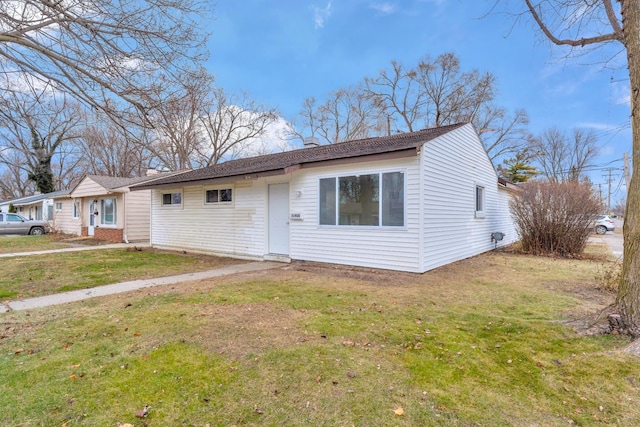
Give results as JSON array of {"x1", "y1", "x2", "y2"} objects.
[
  {"x1": 0, "y1": 234, "x2": 71, "y2": 254},
  {"x1": 1, "y1": 250, "x2": 638, "y2": 426},
  {"x1": 0, "y1": 248, "x2": 247, "y2": 300}
]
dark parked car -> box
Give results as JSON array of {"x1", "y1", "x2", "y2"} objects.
[
  {"x1": 593, "y1": 215, "x2": 615, "y2": 235},
  {"x1": 0, "y1": 213, "x2": 50, "y2": 235}
]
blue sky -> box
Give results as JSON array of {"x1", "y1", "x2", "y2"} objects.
[{"x1": 206, "y1": 0, "x2": 631, "y2": 203}]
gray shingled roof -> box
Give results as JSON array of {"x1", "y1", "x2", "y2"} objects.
[
  {"x1": 132, "y1": 123, "x2": 467, "y2": 189},
  {"x1": 2, "y1": 189, "x2": 71, "y2": 205},
  {"x1": 87, "y1": 174, "x2": 167, "y2": 190}
]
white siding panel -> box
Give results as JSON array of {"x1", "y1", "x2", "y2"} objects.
[
  {"x1": 50, "y1": 198, "x2": 81, "y2": 235},
  {"x1": 150, "y1": 180, "x2": 266, "y2": 258},
  {"x1": 70, "y1": 178, "x2": 109, "y2": 198},
  {"x1": 290, "y1": 157, "x2": 422, "y2": 273},
  {"x1": 421, "y1": 124, "x2": 516, "y2": 272},
  {"x1": 124, "y1": 190, "x2": 151, "y2": 241}
]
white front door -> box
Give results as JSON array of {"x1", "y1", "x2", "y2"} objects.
[
  {"x1": 88, "y1": 200, "x2": 96, "y2": 236},
  {"x1": 268, "y1": 183, "x2": 290, "y2": 255}
]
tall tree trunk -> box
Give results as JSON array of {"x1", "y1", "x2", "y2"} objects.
[{"x1": 616, "y1": 0, "x2": 640, "y2": 335}]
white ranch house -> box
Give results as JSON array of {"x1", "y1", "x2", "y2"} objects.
[{"x1": 132, "y1": 123, "x2": 518, "y2": 273}]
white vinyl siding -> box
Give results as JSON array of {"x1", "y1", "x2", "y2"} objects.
[
  {"x1": 124, "y1": 190, "x2": 152, "y2": 242},
  {"x1": 420, "y1": 124, "x2": 516, "y2": 272},
  {"x1": 151, "y1": 181, "x2": 266, "y2": 258},
  {"x1": 50, "y1": 198, "x2": 81, "y2": 236},
  {"x1": 290, "y1": 157, "x2": 421, "y2": 272}
]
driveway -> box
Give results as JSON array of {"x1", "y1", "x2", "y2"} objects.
[{"x1": 602, "y1": 227, "x2": 623, "y2": 260}]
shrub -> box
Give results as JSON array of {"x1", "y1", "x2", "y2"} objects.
[
  {"x1": 595, "y1": 262, "x2": 622, "y2": 293},
  {"x1": 509, "y1": 180, "x2": 600, "y2": 256}
]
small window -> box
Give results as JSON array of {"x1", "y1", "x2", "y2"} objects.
[
  {"x1": 475, "y1": 185, "x2": 485, "y2": 217},
  {"x1": 205, "y1": 188, "x2": 232, "y2": 204},
  {"x1": 72, "y1": 201, "x2": 79, "y2": 219},
  {"x1": 55, "y1": 202, "x2": 62, "y2": 211},
  {"x1": 162, "y1": 192, "x2": 182, "y2": 206}
]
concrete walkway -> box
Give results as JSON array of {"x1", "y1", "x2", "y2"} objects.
[
  {"x1": 0, "y1": 241, "x2": 150, "y2": 258},
  {"x1": 0, "y1": 243, "x2": 283, "y2": 313}
]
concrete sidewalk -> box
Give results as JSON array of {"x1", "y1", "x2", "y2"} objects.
[
  {"x1": 0, "y1": 261, "x2": 282, "y2": 313},
  {"x1": 0, "y1": 241, "x2": 151, "y2": 258}
]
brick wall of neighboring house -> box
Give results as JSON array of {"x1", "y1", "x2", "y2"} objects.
[
  {"x1": 94, "y1": 227, "x2": 124, "y2": 243},
  {"x1": 81, "y1": 227, "x2": 88, "y2": 237}
]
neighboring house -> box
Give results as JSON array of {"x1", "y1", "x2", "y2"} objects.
[
  {"x1": 52, "y1": 172, "x2": 179, "y2": 242},
  {"x1": 131, "y1": 123, "x2": 519, "y2": 273},
  {"x1": 0, "y1": 190, "x2": 69, "y2": 221}
]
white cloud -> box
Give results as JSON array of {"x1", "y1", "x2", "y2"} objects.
[
  {"x1": 370, "y1": 2, "x2": 397, "y2": 15},
  {"x1": 312, "y1": 2, "x2": 332, "y2": 29}
]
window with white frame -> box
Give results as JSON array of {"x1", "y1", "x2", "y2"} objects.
[
  {"x1": 72, "y1": 201, "x2": 79, "y2": 219},
  {"x1": 319, "y1": 171, "x2": 405, "y2": 227},
  {"x1": 162, "y1": 192, "x2": 182, "y2": 206},
  {"x1": 205, "y1": 188, "x2": 233, "y2": 204},
  {"x1": 101, "y1": 198, "x2": 117, "y2": 225},
  {"x1": 55, "y1": 202, "x2": 62, "y2": 211},
  {"x1": 475, "y1": 185, "x2": 485, "y2": 217}
]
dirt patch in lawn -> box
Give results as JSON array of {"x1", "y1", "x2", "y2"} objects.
[
  {"x1": 188, "y1": 302, "x2": 310, "y2": 359},
  {"x1": 289, "y1": 260, "x2": 418, "y2": 286}
]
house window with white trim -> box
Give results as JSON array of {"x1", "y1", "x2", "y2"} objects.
[
  {"x1": 162, "y1": 192, "x2": 182, "y2": 206},
  {"x1": 72, "y1": 201, "x2": 79, "y2": 219},
  {"x1": 101, "y1": 198, "x2": 116, "y2": 225},
  {"x1": 475, "y1": 185, "x2": 485, "y2": 218},
  {"x1": 205, "y1": 188, "x2": 233, "y2": 204},
  {"x1": 319, "y1": 171, "x2": 405, "y2": 227},
  {"x1": 55, "y1": 202, "x2": 62, "y2": 211}
]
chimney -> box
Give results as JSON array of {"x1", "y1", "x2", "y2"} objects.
[
  {"x1": 146, "y1": 168, "x2": 159, "y2": 176},
  {"x1": 303, "y1": 136, "x2": 320, "y2": 148}
]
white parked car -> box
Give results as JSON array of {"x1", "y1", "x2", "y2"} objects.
[
  {"x1": 0, "y1": 213, "x2": 50, "y2": 235},
  {"x1": 593, "y1": 215, "x2": 615, "y2": 235}
]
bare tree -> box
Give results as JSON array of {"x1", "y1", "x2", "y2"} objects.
[
  {"x1": 198, "y1": 87, "x2": 280, "y2": 165},
  {"x1": 0, "y1": 152, "x2": 34, "y2": 199},
  {"x1": 364, "y1": 53, "x2": 530, "y2": 161},
  {"x1": 364, "y1": 59, "x2": 428, "y2": 133},
  {"x1": 0, "y1": 0, "x2": 211, "y2": 121},
  {"x1": 514, "y1": 0, "x2": 640, "y2": 337},
  {"x1": 78, "y1": 111, "x2": 152, "y2": 177},
  {"x1": 143, "y1": 70, "x2": 212, "y2": 171},
  {"x1": 294, "y1": 86, "x2": 384, "y2": 145},
  {"x1": 530, "y1": 127, "x2": 599, "y2": 182},
  {"x1": 0, "y1": 89, "x2": 82, "y2": 193}
]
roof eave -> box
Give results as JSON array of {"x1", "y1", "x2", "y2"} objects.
[{"x1": 131, "y1": 147, "x2": 419, "y2": 190}]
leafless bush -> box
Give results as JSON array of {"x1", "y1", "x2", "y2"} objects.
[
  {"x1": 595, "y1": 262, "x2": 622, "y2": 293},
  {"x1": 510, "y1": 180, "x2": 600, "y2": 256}
]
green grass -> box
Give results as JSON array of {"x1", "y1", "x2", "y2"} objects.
[
  {"x1": 0, "y1": 234, "x2": 71, "y2": 254},
  {"x1": 0, "y1": 250, "x2": 638, "y2": 426},
  {"x1": 0, "y1": 248, "x2": 246, "y2": 299}
]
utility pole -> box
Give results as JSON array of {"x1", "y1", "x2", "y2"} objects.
[
  {"x1": 597, "y1": 183, "x2": 604, "y2": 209},
  {"x1": 602, "y1": 168, "x2": 619, "y2": 214}
]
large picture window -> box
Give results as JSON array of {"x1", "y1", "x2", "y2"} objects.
[
  {"x1": 101, "y1": 198, "x2": 116, "y2": 225},
  {"x1": 319, "y1": 171, "x2": 405, "y2": 227}
]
